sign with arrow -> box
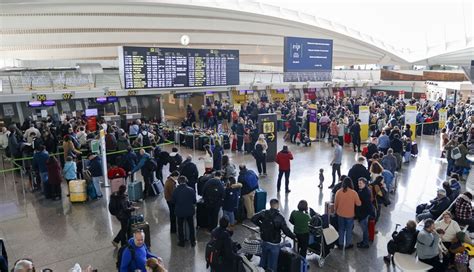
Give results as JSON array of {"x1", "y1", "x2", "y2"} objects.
[{"x1": 258, "y1": 113, "x2": 278, "y2": 162}]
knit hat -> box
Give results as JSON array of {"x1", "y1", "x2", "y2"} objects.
[{"x1": 437, "y1": 188, "x2": 447, "y2": 196}]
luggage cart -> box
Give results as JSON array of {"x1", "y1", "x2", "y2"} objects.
[
  {"x1": 307, "y1": 223, "x2": 334, "y2": 267},
  {"x1": 241, "y1": 224, "x2": 262, "y2": 260}
]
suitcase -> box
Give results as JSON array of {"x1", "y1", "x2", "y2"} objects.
[
  {"x1": 131, "y1": 221, "x2": 151, "y2": 248},
  {"x1": 411, "y1": 142, "x2": 418, "y2": 156},
  {"x1": 277, "y1": 247, "x2": 307, "y2": 272},
  {"x1": 254, "y1": 188, "x2": 267, "y2": 213},
  {"x1": 69, "y1": 179, "x2": 87, "y2": 202},
  {"x1": 196, "y1": 199, "x2": 208, "y2": 228},
  {"x1": 231, "y1": 137, "x2": 237, "y2": 151},
  {"x1": 110, "y1": 177, "x2": 126, "y2": 194},
  {"x1": 240, "y1": 254, "x2": 263, "y2": 272},
  {"x1": 324, "y1": 201, "x2": 335, "y2": 215},
  {"x1": 344, "y1": 133, "x2": 351, "y2": 144},
  {"x1": 368, "y1": 218, "x2": 376, "y2": 241},
  {"x1": 128, "y1": 181, "x2": 143, "y2": 202},
  {"x1": 185, "y1": 134, "x2": 194, "y2": 149},
  {"x1": 198, "y1": 135, "x2": 210, "y2": 151},
  {"x1": 86, "y1": 181, "x2": 97, "y2": 200},
  {"x1": 149, "y1": 180, "x2": 164, "y2": 197},
  {"x1": 235, "y1": 197, "x2": 247, "y2": 223}
]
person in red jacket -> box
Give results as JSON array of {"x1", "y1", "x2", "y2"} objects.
[
  {"x1": 275, "y1": 145, "x2": 294, "y2": 193},
  {"x1": 108, "y1": 165, "x2": 127, "y2": 179}
]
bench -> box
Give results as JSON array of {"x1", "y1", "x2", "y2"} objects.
[{"x1": 393, "y1": 253, "x2": 433, "y2": 271}]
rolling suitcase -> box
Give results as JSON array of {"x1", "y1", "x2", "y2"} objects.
[
  {"x1": 235, "y1": 197, "x2": 247, "y2": 223},
  {"x1": 131, "y1": 221, "x2": 151, "y2": 248},
  {"x1": 254, "y1": 188, "x2": 267, "y2": 213},
  {"x1": 196, "y1": 199, "x2": 208, "y2": 228},
  {"x1": 69, "y1": 179, "x2": 87, "y2": 203},
  {"x1": 368, "y1": 218, "x2": 376, "y2": 241},
  {"x1": 344, "y1": 133, "x2": 351, "y2": 144},
  {"x1": 110, "y1": 177, "x2": 126, "y2": 194},
  {"x1": 149, "y1": 180, "x2": 164, "y2": 197},
  {"x1": 277, "y1": 247, "x2": 307, "y2": 272},
  {"x1": 128, "y1": 180, "x2": 143, "y2": 202}
]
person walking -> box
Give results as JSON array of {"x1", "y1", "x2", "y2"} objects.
[
  {"x1": 355, "y1": 178, "x2": 373, "y2": 249},
  {"x1": 119, "y1": 230, "x2": 158, "y2": 272},
  {"x1": 110, "y1": 185, "x2": 137, "y2": 247},
  {"x1": 334, "y1": 177, "x2": 361, "y2": 249},
  {"x1": 164, "y1": 171, "x2": 180, "y2": 233},
  {"x1": 222, "y1": 155, "x2": 237, "y2": 182},
  {"x1": 172, "y1": 176, "x2": 197, "y2": 247},
  {"x1": 130, "y1": 149, "x2": 155, "y2": 198},
  {"x1": 253, "y1": 134, "x2": 268, "y2": 176},
  {"x1": 328, "y1": 139, "x2": 342, "y2": 188},
  {"x1": 275, "y1": 145, "x2": 293, "y2": 193},
  {"x1": 251, "y1": 199, "x2": 297, "y2": 272}
]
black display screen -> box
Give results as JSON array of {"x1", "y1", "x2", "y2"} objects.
[{"x1": 121, "y1": 46, "x2": 240, "y2": 89}]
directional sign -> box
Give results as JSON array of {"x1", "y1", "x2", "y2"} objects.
[
  {"x1": 267, "y1": 133, "x2": 276, "y2": 142},
  {"x1": 263, "y1": 122, "x2": 274, "y2": 134},
  {"x1": 258, "y1": 113, "x2": 277, "y2": 162}
]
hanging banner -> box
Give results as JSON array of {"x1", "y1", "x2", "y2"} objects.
[
  {"x1": 438, "y1": 108, "x2": 447, "y2": 129},
  {"x1": 405, "y1": 105, "x2": 417, "y2": 140},
  {"x1": 359, "y1": 106, "x2": 370, "y2": 141},
  {"x1": 308, "y1": 104, "x2": 318, "y2": 140}
]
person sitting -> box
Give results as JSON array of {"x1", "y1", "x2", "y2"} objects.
[
  {"x1": 120, "y1": 230, "x2": 157, "y2": 272},
  {"x1": 455, "y1": 192, "x2": 474, "y2": 231},
  {"x1": 416, "y1": 219, "x2": 444, "y2": 271},
  {"x1": 416, "y1": 188, "x2": 451, "y2": 222},
  {"x1": 383, "y1": 220, "x2": 418, "y2": 263},
  {"x1": 435, "y1": 211, "x2": 461, "y2": 248}
]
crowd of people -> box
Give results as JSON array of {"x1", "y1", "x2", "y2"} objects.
[{"x1": 0, "y1": 95, "x2": 472, "y2": 271}]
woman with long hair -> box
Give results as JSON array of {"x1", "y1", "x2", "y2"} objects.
[{"x1": 334, "y1": 177, "x2": 361, "y2": 249}]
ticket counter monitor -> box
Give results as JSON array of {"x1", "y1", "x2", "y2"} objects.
[{"x1": 258, "y1": 113, "x2": 277, "y2": 162}]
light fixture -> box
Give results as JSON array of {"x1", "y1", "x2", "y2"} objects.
[{"x1": 180, "y1": 35, "x2": 190, "y2": 46}]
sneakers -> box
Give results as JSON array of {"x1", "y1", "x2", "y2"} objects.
[
  {"x1": 383, "y1": 255, "x2": 392, "y2": 263},
  {"x1": 285, "y1": 189, "x2": 291, "y2": 193},
  {"x1": 328, "y1": 184, "x2": 335, "y2": 189},
  {"x1": 111, "y1": 241, "x2": 119, "y2": 248}
]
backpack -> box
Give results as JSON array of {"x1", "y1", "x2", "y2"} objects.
[
  {"x1": 108, "y1": 194, "x2": 121, "y2": 216},
  {"x1": 245, "y1": 170, "x2": 259, "y2": 190},
  {"x1": 141, "y1": 131, "x2": 151, "y2": 147},
  {"x1": 117, "y1": 244, "x2": 135, "y2": 269},
  {"x1": 260, "y1": 211, "x2": 277, "y2": 242},
  {"x1": 452, "y1": 146, "x2": 462, "y2": 160},
  {"x1": 106, "y1": 134, "x2": 117, "y2": 151},
  {"x1": 205, "y1": 182, "x2": 222, "y2": 206},
  {"x1": 205, "y1": 238, "x2": 222, "y2": 269},
  {"x1": 144, "y1": 158, "x2": 157, "y2": 172}
]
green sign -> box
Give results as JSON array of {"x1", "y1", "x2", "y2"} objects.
[{"x1": 90, "y1": 140, "x2": 100, "y2": 154}]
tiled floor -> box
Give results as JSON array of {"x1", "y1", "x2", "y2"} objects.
[{"x1": 0, "y1": 133, "x2": 457, "y2": 271}]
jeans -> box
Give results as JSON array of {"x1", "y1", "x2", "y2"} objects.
[
  {"x1": 113, "y1": 217, "x2": 130, "y2": 246},
  {"x1": 223, "y1": 210, "x2": 235, "y2": 225},
  {"x1": 177, "y1": 216, "x2": 195, "y2": 244},
  {"x1": 359, "y1": 216, "x2": 369, "y2": 246},
  {"x1": 256, "y1": 155, "x2": 267, "y2": 175},
  {"x1": 353, "y1": 138, "x2": 361, "y2": 152},
  {"x1": 91, "y1": 176, "x2": 103, "y2": 197},
  {"x1": 447, "y1": 159, "x2": 455, "y2": 177},
  {"x1": 331, "y1": 163, "x2": 341, "y2": 186},
  {"x1": 237, "y1": 136, "x2": 244, "y2": 151},
  {"x1": 419, "y1": 255, "x2": 444, "y2": 272},
  {"x1": 338, "y1": 216, "x2": 354, "y2": 247},
  {"x1": 39, "y1": 171, "x2": 49, "y2": 195},
  {"x1": 277, "y1": 170, "x2": 290, "y2": 192},
  {"x1": 260, "y1": 241, "x2": 281, "y2": 272},
  {"x1": 242, "y1": 191, "x2": 255, "y2": 219},
  {"x1": 167, "y1": 201, "x2": 177, "y2": 233},
  {"x1": 416, "y1": 211, "x2": 434, "y2": 222}
]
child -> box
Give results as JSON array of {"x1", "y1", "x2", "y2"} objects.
[
  {"x1": 222, "y1": 177, "x2": 242, "y2": 226},
  {"x1": 318, "y1": 168, "x2": 324, "y2": 188}
]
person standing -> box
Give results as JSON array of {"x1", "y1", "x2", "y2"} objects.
[
  {"x1": 222, "y1": 177, "x2": 242, "y2": 226},
  {"x1": 237, "y1": 165, "x2": 259, "y2": 219},
  {"x1": 212, "y1": 141, "x2": 224, "y2": 171},
  {"x1": 254, "y1": 134, "x2": 268, "y2": 176},
  {"x1": 251, "y1": 199, "x2": 297, "y2": 272},
  {"x1": 202, "y1": 171, "x2": 225, "y2": 231},
  {"x1": 328, "y1": 139, "x2": 342, "y2": 189},
  {"x1": 87, "y1": 153, "x2": 104, "y2": 198},
  {"x1": 355, "y1": 178, "x2": 373, "y2": 249},
  {"x1": 334, "y1": 177, "x2": 361, "y2": 249},
  {"x1": 208, "y1": 217, "x2": 239, "y2": 272},
  {"x1": 46, "y1": 156, "x2": 63, "y2": 200},
  {"x1": 164, "y1": 171, "x2": 180, "y2": 233},
  {"x1": 221, "y1": 155, "x2": 237, "y2": 182},
  {"x1": 32, "y1": 145, "x2": 49, "y2": 195},
  {"x1": 351, "y1": 119, "x2": 362, "y2": 152},
  {"x1": 275, "y1": 145, "x2": 294, "y2": 193},
  {"x1": 168, "y1": 147, "x2": 183, "y2": 173},
  {"x1": 110, "y1": 185, "x2": 137, "y2": 247},
  {"x1": 172, "y1": 176, "x2": 197, "y2": 247},
  {"x1": 129, "y1": 149, "x2": 154, "y2": 198},
  {"x1": 416, "y1": 219, "x2": 444, "y2": 271},
  {"x1": 289, "y1": 200, "x2": 311, "y2": 258},
  {"x1": 178, "y1": 155, "x2": 199, "y2": 192},
  {"x1": 119, "y1": 230, "x2": 158, "y2": 272},
  {"x1": 337, "y1": 119, "x2": 345, "y2": 147}
]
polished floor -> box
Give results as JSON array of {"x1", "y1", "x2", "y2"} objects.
[{"x1": 0, "y1": 133, "x2": 456, "y2": 271}]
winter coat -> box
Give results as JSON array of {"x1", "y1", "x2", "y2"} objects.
[
  {"x1": 172, "y1": 183, "x2": 197, "y2": 217},
  {"x1": 275, "y1": 150, "x2": 293, "y2": 171},
  {"x1": 46, "y1": 158, "x2": 62, "y2": 185}
]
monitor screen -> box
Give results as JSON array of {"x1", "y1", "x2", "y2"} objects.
[
  {"x1": 28, "y1": 101, "x2": 42, "y2": 107},
  {"x1": 96, "y1": 97, "x2": 107, "y2": 104},
  {"x1": 42, "y1": 100, "x2": 56, "y2": 106},
  {"x1": 107, "y1": 96, "x2": 118, "y2": 103},
  {"x1": 85, "y1": 108, "x2": 98, "y2": 117},
  {"x1": 120, "y1": 46, "x2": 240, "y2": 89}
]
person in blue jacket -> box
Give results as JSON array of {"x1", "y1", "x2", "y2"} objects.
[
  {"x1": 87, "y1": 153, "x2": 103, "y2": 198},
  {"x1": 120, "y1": 230, "x2": 157, "y2": 272},
  {"x1": 32, "y1": 145, "x2": 49, "y2": 194},
  {"x1": 130, "y1": 149, "x2": 154, "y2": 198}
]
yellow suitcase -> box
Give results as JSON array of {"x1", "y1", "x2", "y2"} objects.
[{"x1": 69, "y1": 179, "x2": 87, "y2": 202}]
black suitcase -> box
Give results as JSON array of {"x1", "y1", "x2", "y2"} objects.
[
  {"x1": 235, "y1": 197, "x2": 247, "y2": 223},
  {"x1": 277, "y1": 247, "x2": 304, "y2": 272},
  {"x1": 185, "y1": 134, "x2": 194, "y2": 149},
  {"x1": 131, "y1": 221, "x2": 151, "y2": 248},
  {"x1": 198, "y1": 136, "x2": 210, "y2": 151},
  {"x1": 196, "y1": 199, "x2": 208, "y2": 228}
]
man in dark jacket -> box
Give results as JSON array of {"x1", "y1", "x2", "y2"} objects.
[
  {"x1": 251, "y1": 199, "x2": 297, "y2": 272},
  {"x1": 351, "y1": 119, "x2": 362, "y2": 152},
  {"x1": 172, "y1": 176, "x2": 197, "y2": 247},
  {"x1": 7, "y1": 126, "x2": 22, "y2": 159},
  {"x1": 237, "y1": 165, "x2": 259, "y2": 219},
  {"x1": 153, "y1": 145, "x2": 169, "y2": 182},
  {"x1": 202, "y1": 171, "x2": 225, "y2": 231},
  {"x1": 121, "y1": 146, "x2": 137, "y2": 175},
  {"x1": 416, "y1": 188, "x2": 451, "y2": 221},
  {"x1": 178, "y1": 155, "x2": 199, "y2": 191},
  {"x1": 88, "y1": 153, "x2": 103, "y2": 198},
  {"x1": 356, "y1": 178, "x2": 373, "y2": 248},
  {"x1": 32, "y1": 145, "x2": 49, "y2": 193},
  {"x1": 208, "y1": 217, "x2": 238, "y2": 271},
  {"x1": 348, "y1": 157, "x2": 371, "y2": 188},
  {"x1": 168, "y1": 147, "x2": 182, "y2": 173},
  {"x1": 111, "y1": 185, "x2": 137, "y2": 247},
  {"x1": 384, "y1": 220, "x2": 418, "y2": 263}
]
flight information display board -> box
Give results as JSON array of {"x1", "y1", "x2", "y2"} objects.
[
  {"x1": 283, "y1": 37, "x2": 333, "y2": 82},
  {"x1": 120, "y1": 46, "x2": 239, "y2": 89}
]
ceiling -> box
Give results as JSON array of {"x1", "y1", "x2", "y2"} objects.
[{"x1": 0, "y1": 0, "x2": 472, "y2": 69}]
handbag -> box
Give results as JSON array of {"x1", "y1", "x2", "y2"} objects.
[
  {"x1": 241, "y1": 238, "x2": 262, "y2": 255},
  {"x1": 322, "y1": 225, "x2": 339, "y2": 245}
]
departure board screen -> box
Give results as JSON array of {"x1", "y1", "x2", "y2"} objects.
[{"x1": 120, "y1": 46, "x2": 240, "y2": 89}]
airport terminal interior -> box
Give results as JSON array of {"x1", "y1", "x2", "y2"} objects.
[{"x1": 0, "y1": 0, "x2": 473, "y2": 271}]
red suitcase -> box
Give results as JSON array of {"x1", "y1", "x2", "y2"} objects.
[
  {"x1": 344, "y1": 133, "x2": 352, "y2": 144},
  {"x1": 231, "y1": 136, "x2": 237, "y2": 151},
  {"x1": 368, "y1": 218, "x2": 376, "y2": 241}
]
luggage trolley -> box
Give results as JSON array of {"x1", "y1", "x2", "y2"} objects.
[
  {"x1": 307, "y1": 214, "x2": 335, "y2": 268},
  {"x1": 241, "y1": 224, "x2": 262, "y2": 260}
]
